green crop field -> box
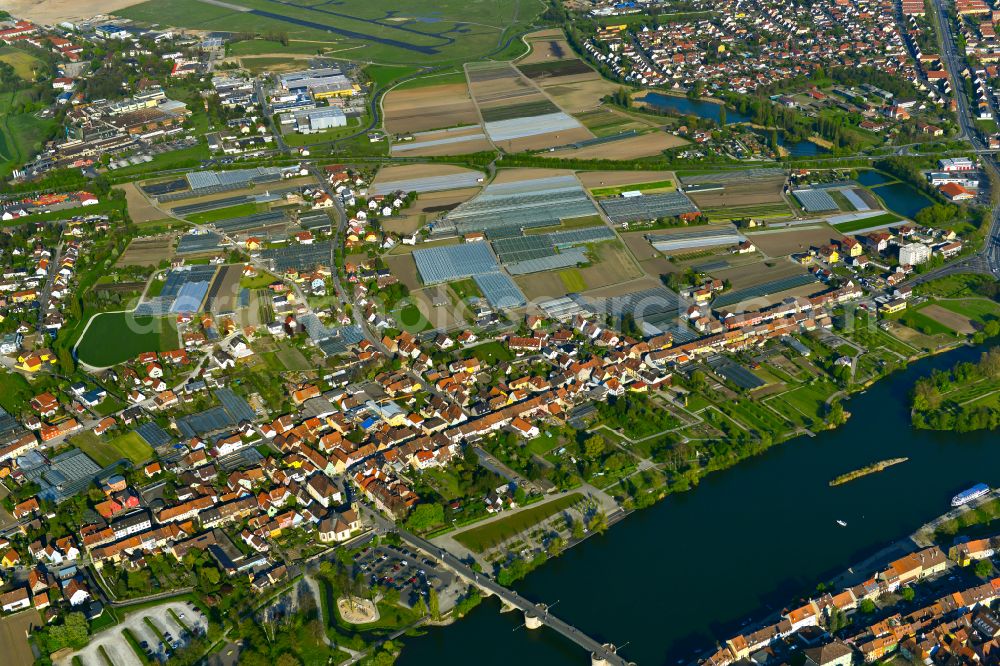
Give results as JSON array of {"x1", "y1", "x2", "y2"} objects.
[
  {"x1": 116, "y1": 0, "x2": 538, "y2": 64},
  {"x1": 936, "y1": 298, "x2": 1000, "y2": 324},
  {"x1": 832, "y1": 212, "x2": 901, "y2": 233},
  {"x1": 75, "y1": 312, "x2": 179, "y2": 367},
  {"x1": 455, "y1": 493, "x2": 583, "y2": 552},
  {"x1": 186, "y1": 202, "x2": 263, "y2": 223},
  {"x1": 71, "y1": 430, "x2": 153, "y2": 467}
]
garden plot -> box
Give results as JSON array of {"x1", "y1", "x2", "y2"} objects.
[
  {"x1": 747, "y1": 225, "x2": 844, "y2": 257},
  {"x1": 383, "y1": 82, "x2": 479, "y2": 134},
  {"x1": 116, "y1": 235, "x2": 176, "y2": 267},
  {"x1": 381, "y1": 187, "x2": 482, "y2": 236},
  {"x1": 685, "y1": 174, "x2": 790, "y2": 220}
]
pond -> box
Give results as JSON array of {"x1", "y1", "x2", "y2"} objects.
[
  {"x1": 871, "y1": 182, "x2": 934, "y2": 219},
  {"x1": 857, "y1": 170, "x2": 892, "y2": 187},
  {"x1": 639, "y1": 92, "x2": 750, "y2": 125}
]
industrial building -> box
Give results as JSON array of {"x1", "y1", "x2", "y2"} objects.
[{"x1": 280, "y1": 107, "x2": 347, "y2": 134}]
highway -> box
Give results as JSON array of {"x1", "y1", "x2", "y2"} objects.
[{"x1": 929, "y1": 0, "x2": 1000, "y2": 278}]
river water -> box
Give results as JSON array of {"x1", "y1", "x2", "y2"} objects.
[{"x1": 397, "y1": 344, "x2": 1000, "y2": 666}]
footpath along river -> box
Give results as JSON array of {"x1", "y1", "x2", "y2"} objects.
[{"x1": 396, "y1": 343, "x2": 1000, "y2": 665}]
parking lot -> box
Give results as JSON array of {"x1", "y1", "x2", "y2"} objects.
[
  {"x1": 352, "y1": 544, "x2": 465, "y2": 612},
  {"x1": 59, "y1": 601, "x2": 207, "y2": 666}
]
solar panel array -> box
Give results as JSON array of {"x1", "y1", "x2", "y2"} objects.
[
  {"x1": 369, "y1": 171, "x2": 483, "y2": 196},
  {"x1": 136, "y1": 422, "x2": 172, "y2": 447},
  {"x1": 484, "y1": 112, "x2": 583, "y2": 143},
  {"x1": 712, "y1": 273, "x2": 819, "y2": 308},
  {"x1": 177, "y1": 232, "x2": 224, "y2": 255},
  {"x1": 413, "y1": 243, "x2": 499, "y2": 284},
  {"x1": 261, "y1": 241, "x2": 333, "y2": 271},
  {"x1": 506, "y1": 248, "x2": 588, "y2": 275},
  {"x1": 474, "y1": 273, "x2": 527, "y2": 308},
  {"x1": 680, "y1": 168, "x2": 785, "y2": 185},
  {"x1": 492, "y1": 235, "x2": 555, "y2": 263},
  {"x1": 793, "y1": 189, "x2": 838, "y2": 212},
  {"x1": 599, "y1": 191, "x2": 699, "y2": 224},
  {"x1": 445, "y1": 176, "x2": 597, "y2": 235},
  {"x1": 172, "y1": 194, "x2": 249, "y2": 217}
]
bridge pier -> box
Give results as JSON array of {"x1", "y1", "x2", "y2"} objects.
[
  {"x1": 591, "y1": 644, "x2": 623, "y2": 666},
  {"x1": 524, "y1": 610, "x2": 543, "y2": 629}
]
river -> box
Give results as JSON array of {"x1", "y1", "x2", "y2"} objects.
[{"x1": 397, "y1": 343, "x2": 999, "y2": 666}]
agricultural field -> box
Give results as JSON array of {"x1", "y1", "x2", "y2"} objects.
[
  {"x1": 747, "y1": 225, "x2": 844, "y2": 257},
  {"x1": 709, "y1": 260, "x2": 813, "y2": 291},
  {"x1": 116, "y1": 182, "x2": 165, "y2": 223},
  {"x1": 0, "y1": 610, "x2": 41, "y2": 666},
  {"x1": 831, "y1": 212, "x2": 901, "y2": 234},
  {"x1": 545, "y1": 131, "x2": 686, "y2": 160},
  {"x1": 686, "y1": 175, "x2": 791, "y2": 221},
  {"x1": 577, "y1": 239, "x2": 644, "y2": 291},
  {"x1": 454, "y1": 493, "x2": 583, "y2": 552},
  {"x1": 116, "y1": 0, "x2": 538, "y2": 64},
  {"x1": 71, "y1": 430, "x2": 154, "y2": 467},
  {"x1": 116, "y1": 235, "x2": 175, "y2": 268},
  {"x1": 75, "y1": 312, "x2": 179, "y2": 368},
  {"x1": 381, "y1": 187, "x2": 481, "y2": 236},
  {"x1": 383, "y1": 82, "x2": 479, "y2": 134},
  {"x1": 517, "y1": 29, "x2": 574, "y2": 64},
  {"x1": 466, "y1": 61, "x2": 594, "y2": 152}
]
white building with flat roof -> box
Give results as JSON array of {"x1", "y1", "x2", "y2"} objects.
[{"x1": 899, "y1": 242, "x2": 931, "y2": 266}]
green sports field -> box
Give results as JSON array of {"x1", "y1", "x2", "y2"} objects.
[
  {"x1": 455, "y1": 493, "x2": 583, "y2": 552},
  {"x1": 116, "y1": 0, "x2": 539, "y2": 64},
  {"x1": 75, "y1": 312, "x2": 179, "y2": 367}
]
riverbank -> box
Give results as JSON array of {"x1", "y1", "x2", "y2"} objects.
[{"x1": 396, "y1": 341, "x2": 1000, "y2": 666}]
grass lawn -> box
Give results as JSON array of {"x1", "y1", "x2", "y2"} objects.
[
  {"x1": 897, "y1": 309, "x2": 956, "y2": 337},
  {"x1": 228, "y1": 39, "x2": 336, "y2": 56},
  {"x1": 0, "y1": 47, "x2": 45, "y2": 79},
  {"x1": 450, "y1": 278, "x2": 482, "y2": 301},
  {"x1": 774, "y1": 382, "x2": 837, "y2": 421},
  {"x1": 455, "y1": 493, "x2": 583, "y2": 552},
  {"x1": 117, "y1": 0, "x2": 539, "y2": 64},
  {"x1": 936, "y1": 298, "x2": 1000, "y2": 324},
  {"x1": 470, "y1": 341, "x2": 513, "y2": 364},
  {"x1": 240, "y1": 272, "x2": 276, "y2": 289},
  {"x1": 0, "y1": 90, "x2": 58, "y2": 178},
  {"x1": 276, "y1": 345, "x2": 311, "y2": 371},
  {"x1": 0, "y1": 369, "x2": 34, "y2": 415},
  {"x1": 75, "y1": 312, "x2": 179, "y2": 367},
  {"x1": 525, "y1": 431, "x2": 561, "y2": 455},
  {"x1": 107, "y1": 142, "x2": 209, "y2": 178},
  {"x1": 392, "y1": 69, "x2": 467, "y2": 90}
]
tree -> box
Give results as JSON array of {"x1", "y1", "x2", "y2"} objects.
[
  {"x1": 405, "y1": 503, "x2": 444, "y2": 532},
  {"x1": 859, "y1": 599, "x2": 876, "y2": 614},
  {"x1": 900, "y1": 586, "x2": 915, "y2": 602},
  {"x1": 582, "y1": 434, "x2": 606, "y2": 460},
  {"x1": 427, "y1": 587, "x2": 441, "y2": 621},
  {"x1": 975, "y1": 559, "x2": 993, "y2": 578}
]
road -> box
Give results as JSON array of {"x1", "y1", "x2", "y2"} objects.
[{"x1": 929, "y1": 0, "x2": 1000, "y2": 278}]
